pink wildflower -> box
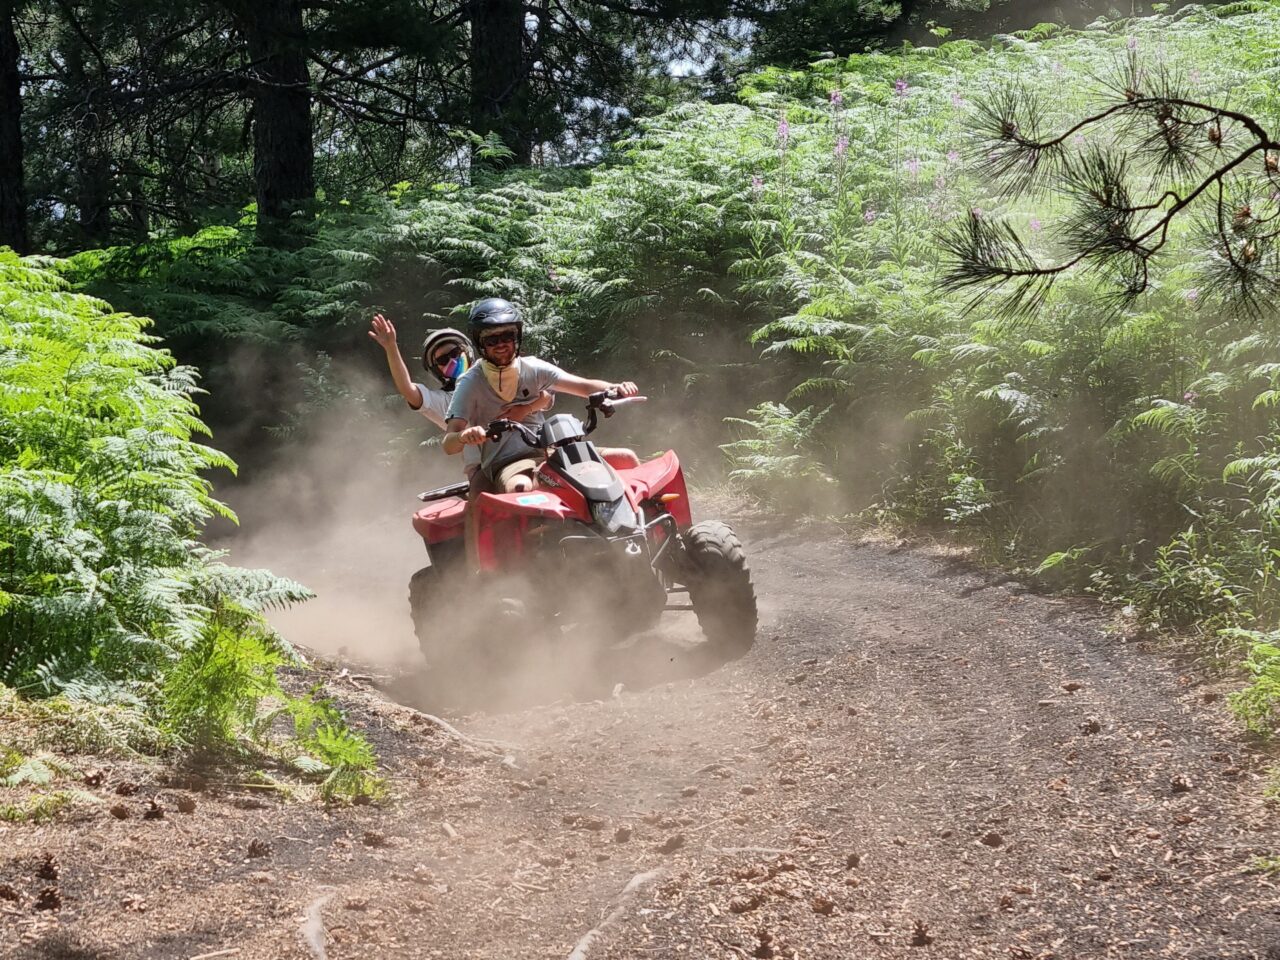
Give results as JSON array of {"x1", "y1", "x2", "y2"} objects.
[
  {"x1": 971, "y1": 207, "x2": 983, "y2": 219},
  {"x1": 864, "y1": 208, "x2": 878, "y2": 224},
  {"x1": 1184, "y1": 288, "x2": 1199, "y2": 302},
  {"x1": 1029, "y1": 217, "x2": 1042, "y2": 232},
  {"x1": 1183, "y1": 390, "x2": 1199, "y2": 404},
  {"x1": 777, "y1": 114, "x2": 790, "y2": 146},
  {"x1": 830, "y1": 89, "x2": 843, "y2": 105},
  {"x1": 1126, "y1": 35, "x2": 1138, "y2": 51},
  {"x1": 904, "y1": 157, "x2": 922, "y2": 177},
  {"x1": 895, "y1": 78, "x2": 909, "y2": 97},
  {"x1": 947, "y1": 149, "x2": 961, "y2": 163},
  {"x1": 835, "y1": 136, "x2": 849, "y2": 159},
  {"x1": 950, "y1": 92, "x2": 964, "y2": 107},
  {"x1": 751, "y1": 175, "x2": 763, "y2": 195}
]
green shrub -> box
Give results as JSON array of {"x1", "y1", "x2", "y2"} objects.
[
  {"x1": 1227, "y1": 630, "x2": 1280, "y2": 736},
  {"x1": 0, "y1": 254, "x2": 379, "y2": 798}
]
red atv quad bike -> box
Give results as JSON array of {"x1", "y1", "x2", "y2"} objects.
[{"x1": 407, "y1": 390, "x2": 757, "y2": 670}]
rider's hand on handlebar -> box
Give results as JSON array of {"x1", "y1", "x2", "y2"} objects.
[
  {"x1": 459, "y1": 425, "x2": 488, "y2": 446},
  {"x1": 608, "y1": 381, "x2": 639, "y2": 399}
]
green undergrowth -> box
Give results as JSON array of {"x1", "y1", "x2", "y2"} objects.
[{"x1": 0, "y1": 255, "x2": 381, "y2": 801}]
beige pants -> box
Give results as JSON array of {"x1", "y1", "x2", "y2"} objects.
[{"x1": 493, "y1": 457, "x2": 541, "y2": 491}]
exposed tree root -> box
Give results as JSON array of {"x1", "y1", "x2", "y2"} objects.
[{"x1": 565, "y1": 869, "x2": 664, "y2": 960}]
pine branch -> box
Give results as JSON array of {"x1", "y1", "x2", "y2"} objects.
[{"x1": 947, "y1": 59, "x2": 1280, "y2": 315}]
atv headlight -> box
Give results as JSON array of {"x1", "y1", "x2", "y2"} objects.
[{"x1": 591, "y1": 498, "x2": 639, "y2": 534}]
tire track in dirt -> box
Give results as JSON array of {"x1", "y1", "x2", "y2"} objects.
[{"x1": 4, "y1": 523, "x2": 1279, "y2": 959}]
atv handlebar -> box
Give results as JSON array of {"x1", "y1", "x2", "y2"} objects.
[
  {"x1": 485, "y1": 390, "x2": 647, "y2": 448},
  {"x1": 485, "y1": 418, "x2": 540, "y2": 446},
  {"x1": 584, "y1": 390, "x2": 647, "y2": 433}
]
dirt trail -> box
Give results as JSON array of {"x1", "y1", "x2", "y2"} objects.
[{"x1": 5, "y1": 520, "x2": 1280, "y2": 960}]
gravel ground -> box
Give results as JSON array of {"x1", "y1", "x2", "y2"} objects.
[{"x1": 4, "y1": 518, "x2": 1280, "y2": 960}]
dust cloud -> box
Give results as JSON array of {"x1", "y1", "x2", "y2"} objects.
[{"x1": 213, "y1": 357, "x2": 453, "y2": 671}]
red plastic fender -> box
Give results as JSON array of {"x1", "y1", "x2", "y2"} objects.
[
  {"x1": 412, "y1": 496, "x2": 467, "y2": 545},
  {"x1": 617, "y1": 450, "x2": 692, "y2": 528}
]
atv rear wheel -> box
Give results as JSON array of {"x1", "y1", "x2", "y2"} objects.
[
  {"x1": 682, "y1": 520, "x2": 757, "y2": 655},
  {"x1": 409, "y1": 564, "x2": 453, "y2": 665}
]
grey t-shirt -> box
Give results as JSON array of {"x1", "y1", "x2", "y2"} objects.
[{"x1": 447, "y1": 357, "x2": 565, "y2": 474}]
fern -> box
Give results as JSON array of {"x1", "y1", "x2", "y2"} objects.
[{"x1": 0, "y1": 255, "x2": 377, "y2": 799}]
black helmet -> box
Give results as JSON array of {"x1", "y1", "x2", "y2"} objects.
[
  {"x1": 467, "y1": 297, "x2": 523, "y2": 349},
  {"x1": 420, "y1": 327, "x2": 476, "y2": 390}
]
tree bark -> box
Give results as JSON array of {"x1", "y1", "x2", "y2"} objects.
[
  {"x1": 233, "y1": 0, "x2": 314, "y2": 225},
  {"x1": 467, "y1": 0, "x2": 532, "y2": 167},
  {"x1": 0, "y1": 0, "x2": 26, "y2": 253},
  {"x1": 64, "y1": 31, "x2": 111, "y2": 247}
]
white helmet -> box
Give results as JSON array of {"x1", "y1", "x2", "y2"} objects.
[{"x1": 421, "y1": 327, "x2": 476, "y2": 390}]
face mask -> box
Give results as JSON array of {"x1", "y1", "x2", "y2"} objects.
[{"x1": 442, "y1": 353, "x2": 469, "y2": 380}]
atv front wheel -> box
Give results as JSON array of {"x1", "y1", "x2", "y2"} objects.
[{"x1": 682, "y1": 520, "x2": 757, "y2": 655}]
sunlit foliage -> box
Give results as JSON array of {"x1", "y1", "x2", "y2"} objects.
[{"x1": 0, "y1": 254, "x2": 379, "y2": 796}]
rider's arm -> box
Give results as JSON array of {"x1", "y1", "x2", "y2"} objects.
[
  {"x1": 443, "y1": 419, "x2": 468, "y2": 456},
  {"x1": 552, "y1": 372, "x2": 638, "y2": 398},
  {"x1": 444, "y1": 418, "x2": 487, "y2": 455},
  {"x1": 369, "y1": 314, "x2": 424, "y2": 409},
  {"x1": 505, "y1": 390, "x2": 553, "y2": 422}
]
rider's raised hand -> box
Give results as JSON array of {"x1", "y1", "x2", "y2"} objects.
[
  {"x1": 610, "y1": 381, "x2": 639, "y2": 398},
  {"x1": 368, "y1": 313, "x2": 397, "y2": 351}
]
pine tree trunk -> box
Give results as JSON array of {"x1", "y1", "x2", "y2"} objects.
[
  {"x1": 468, "y1": 0, "x2": 532, "y2": 167},
  {"x1": 0, "y1": 0, "x2": 23, "y2": 253},
  {"x1": 0, "y1": 0, "x2": 26, "y2": 253},
  {"x1": 64, "y1": 34, "x2": 111, "y2": 247},
  {"x1": 235, "y1": 0, "x2": 314, "y2": 225}
]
